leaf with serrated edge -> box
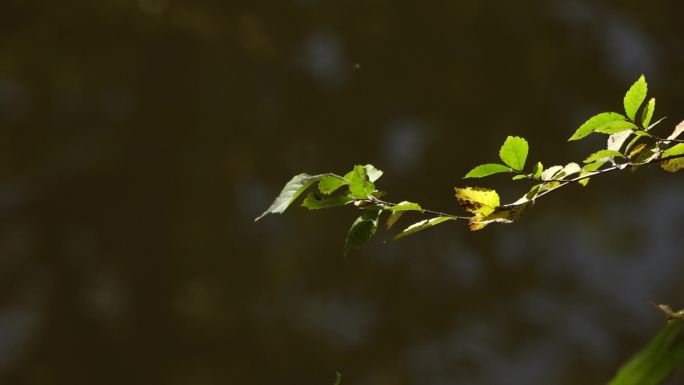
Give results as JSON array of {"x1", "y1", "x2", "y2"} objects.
[
  {"x1": 464, "y1": 163, "x2": 511, "y2": 178},
  {"x1": 498, "y1": 136, "x2": 529, "y2": 171},
  {"x1": 584, "y1": 150, "x2": 625, "y2": 164},
  {"x1": 569, "y1": 112, "x2": 625, "y2": 141},
  {"x1": 255, "y1": 173, "x2": 322, "y2": 221},
  {"x1": 394, "y1": 217, "x2": 454, "y2": 240},
  {"x1": 641, "y1": 98, "x2": 655, "y2": 128},
  {"x1": 347, "y1": 165, "x2": 375, "y2": 199},
  {"x1": 344, "y1": 210, "x2": 380, "y2": 256},
  {"x1": 454, "y1": 187, "x2": 500, "y2": 216},
  {"x1": 623, "y1": 75, "x2": 648, "y2": 120}
]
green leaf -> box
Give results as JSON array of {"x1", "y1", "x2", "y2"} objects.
[
  {"x1": 583, "y1": 161, "x2": 606, "y2": 172},
  {"x1": 661, "y1": 143, "x2": 684, "y2": 172},
  {"x1": 569, "y1": 112, "x2": 625, "y2": 141},
  {"x1": 531, "y1": 162, "x2": 543, "y2": 178},
  {"x1": 394, "y1": 217, "x2": 454, "y2": 240},
  {"x1": 454, "y1": 187, "x2": 500, "y2": 216},
  {"x1": 347, "y1": 165, "x2": 375, "y2": 199},
  {"x1": 498, "y1": 136, "x2": 529, "y2": 171},
  {"x1": 607, "y1": 320, "x2": 684, "y2": 385},
  {"x1": 388, "y1": 201, "x2": 423, "y2": 212},
  {"x1": 302, "y1": 193, "x2": 354, "y2": 209},
  {"x1": 464, "y1": 163, "x2": 511, "y2": 178},
  {"x1": 623, "y1": 74, "x2": 648, "y2": 121},
  {"x1": 594, "y1": 121, "x2": 638, "y2": 135},
  {"x1": 662, "y1": 143, "x2": 684, "y2": 158},
  {"x1": 364, "y1": 164, "x2": 384, "y2": 182},
  {"x1": 578, "y1": 173, "x2": 590, "y2": 186},
  {"x1": 344, "y1": 210, "x2": 380, "y2": 256},
  {"x1": 318, "y1": 176, "x2": 349, "y2": 195},
  {"x1": 512, "y1": 175, "x2": 526, "y2": 180},
  {"x1": 641, "y1": 98, "x2": 655, "y2": 128},
  {"x1": 583, "y1": 150, "x2": 625, "y2": 163},
  {"x1": 255, "y1": 173, "x2": 322, "y2": 221}
]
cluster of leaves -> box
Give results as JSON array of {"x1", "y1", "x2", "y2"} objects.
[
  {"x1": 256, "y1": 75, "x2": 684, "y2": 256},
  {"x1": 258, "y1": 75, "x2": 684, "y2": 385}
]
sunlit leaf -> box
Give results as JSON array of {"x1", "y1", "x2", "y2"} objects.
[
  {"x1": 302, "y1": 193, "x2": 354, "y2": 209},
  {"x1": 255, "y1": 173, "x2": 322, "y2": 221},
  {"x1": 584, "y1": 150, "x2": 625, "y2": 164},
  {"x1": 608, "y1": 131, "x2": 634, "y2": 152},
  {"x1": 464, "y1": 163, "x2": 511, "y2": 178},
  {"x1": 667, "y1": 121, "x2": 684, "y2": 141},
  {"x1": 364, "y1": 164, "x2": 384, "y2": 182},
  {"x1": 660, "y1": 143, "x2": 684, "y2": 172},
  {"x1": 607, "y1": 320, "x2": 684, "y2": 385},
  {"x1": 454, "y1": 187, "x2": 500, "y2": 216},
  {"x1": 388, "y1": 201, "x2": 423, "y2": 212},
  {"x1": 578, "y1": 173, "x2": 590, "y2": 186},
  {"x1": 641, "y1": 97, "x2": 655, "y2": 128},
  {"x1": 583, "y1": 161, "x2": 606, "y2": 172},
  {"x1": 623, "y1": 74, "x2": 648, "y2": 121},
  {"x1": 594, "y1": 121, "x2": 638, "y2": 135},
  {"x1": 559, "y1": 162, "x2": 582, "y2": 178},
  {"x1": 541, "y1": 165, "x2": 563, "y2": 181},
  {"x1": 512, "y1": 175, "x2": 526, "y2": 180},
  {"x1": 344, "y1": 209, "x2": 380, "y2": 256},
  {"x1": 531, "y1": 162, "x2": 543, "y2": 179},
  {"x1": 318, "y1": 175, "x2": 349, "y2": 195},
  {"x1": 347, "y1": 165, "x2": 376, "y2": 199},
  {"x1": 394, "y1": 217, "x2": 454, "y2": 240},
  {"x1": 569, "y1": 112, "x2": 625, "y2": 141},
  {"x1": 498, "y1": 136, "x2": 529, "y2": 171},
  {"x1": 662, "y1": 143, "x2": 684, "y2": 158}
]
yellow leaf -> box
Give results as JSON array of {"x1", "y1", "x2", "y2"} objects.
[{"x1": 454, "y1": 187, "x2": 500, "y2": 216}]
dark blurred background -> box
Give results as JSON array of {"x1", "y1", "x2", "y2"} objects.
[{"x1": 1, "y1": 0, "x2": 683, "y2": 384}]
